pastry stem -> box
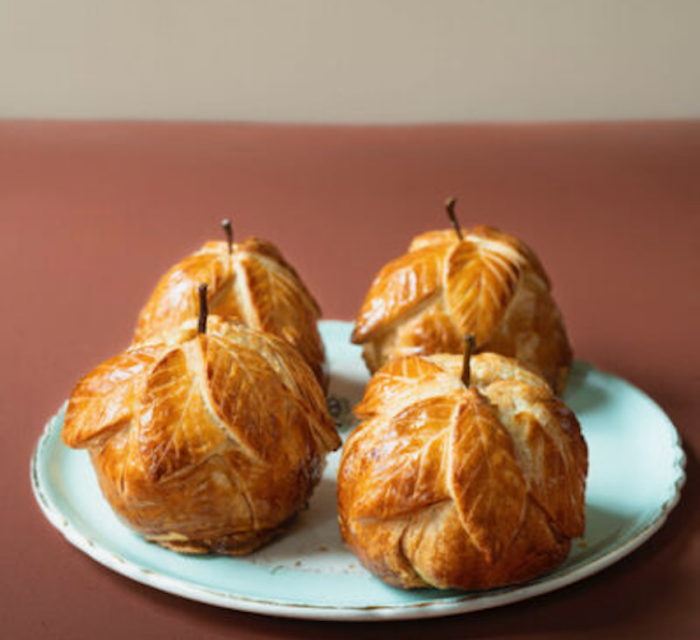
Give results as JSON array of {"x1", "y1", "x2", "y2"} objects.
[
  {"x1": 221, "y1": 218, "x2": 234, "y2": 254},
  {"x1": 462, "y1": 334, "x2": 476, "y2": 386},
  {"x1": 197, "y1": 283, "x2": 209, "y2": 334},
  {"x1": 445, "y1": 197, "x2": 463, "y2": 241}
]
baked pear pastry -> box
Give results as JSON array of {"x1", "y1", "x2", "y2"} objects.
[
  {"x1": 135, "y1": 220, "x2": 327, "y2": 387},
  {"x1": 338, "y1": 344, "x2": 587, "y2": 590},
  {"x1": 352, "y1": 200, "x2": 572, "y2": 393},
  {"x1": 63, "y1": 290, "x2": 340, "y2": 555}
]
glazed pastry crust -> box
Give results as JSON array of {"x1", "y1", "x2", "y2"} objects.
[
  {"x1": 135, "y1": 237, "x2": 327, "y2": 387},
  {"x1": 63, "y1": 319, "x2": 340, "y2": 555},
  {"x1": 338, "y1": 352, "x2": 587, "y2": 590},
  {"x1": 352, "y1": 226, "x2": 572, "y2": 393}
]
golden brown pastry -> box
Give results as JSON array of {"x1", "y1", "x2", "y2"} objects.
[
  {"x1": 135, "y1": 222, "x2": 327, "y2": 387},
  {"x1": 352, "y1": 201, "x2": 572, "y2": 393},
  {"x1": 338, "y1": 347, "x2": 587, "y2": 590},
  {"x1": 63, "y1": 303, "x2": 341, "y2": 555}
]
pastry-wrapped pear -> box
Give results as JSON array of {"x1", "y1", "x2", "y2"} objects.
[
  {"x1": 352, "y1": 203, "x2": 572, "y2": 393},
  {"x1": 136, "y1": 226, "x2": 326, "y2": 387},
  {"x1": 338, "y1": 349, "x2": 587, "y2": 590},
  {"x1": 63, "y1": 312, "x2": 340, "y2": 555}
]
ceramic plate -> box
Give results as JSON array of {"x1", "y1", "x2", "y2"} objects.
[{"x1": 31, "y1": 321, "x2": 686, "y2": 621}]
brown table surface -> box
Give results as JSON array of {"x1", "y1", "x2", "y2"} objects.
[{"x1": 2, "y1": 120, "x2": 698, "y2": 639}]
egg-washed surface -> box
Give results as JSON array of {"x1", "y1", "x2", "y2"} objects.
[
  {"x1": 352, "y1": 226, "x2": 571, "y2": 394},
  {"x1": 339, "y1": 352, "x2": 587, "y2": 590},
  {"x1": 31, "y1": 321, "x2": 686, "y2": 620},
  {"x1": 62, "y1": 319, "x2": 339, "y2": 555},
  {"x1": 135, "y1": 237, "x2": 326, "y2": 386}
]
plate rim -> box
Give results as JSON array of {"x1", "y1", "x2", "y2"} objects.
[{"x1": 30, "y1": 320, "x2": 687, "y2": 621}]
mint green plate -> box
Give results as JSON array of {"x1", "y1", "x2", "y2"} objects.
[{"x1": 31, "y1": 321, "x2": 686, "y2": 621}]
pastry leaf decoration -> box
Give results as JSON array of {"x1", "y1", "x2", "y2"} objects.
[
  {"x1": 63, "y1": 347, "x2": 160, "y2": 448},
  {"x1": 240, "y1": 251, "x2": 325, "y2": 377},
  {"x1": 350, "y1": 395, "x2": 457, "y2": 521},
  {"x1": 445, "y1": 239, "x2": 522, "y2": 345},
  {"x1": 353, "y1": 225, "x2": 546, "y2": 348},
  {"x1": 135, "y1": 249, "x2": 232, "y2": 342},
  {"x1": 65, "y1": 323, "x2": 340, "y2": 485},
  {"x1": 352, "y1": 245, "x2": 448, "y2": 342},
  {"x1": 449, "y1": 390, "x2": 528, "y2": 562},
  {"x1": 134, "y1": 237, "x2": 325, "y2": 382},
  {"x1": 485, "y1": 381, "x2": 587, "y2": 539},
  {"x1": 211, "y1": 323, "x2": 338, "y2": 451},
  {"x1": 354, "y1": 355, "x2": 460, "y2": 420},
  {"x1": 137, "y1": 344, "x2": 229, "y2": 481},
  {"x1": 349, "y1": 389, "x2": 528, "y2": 563}
]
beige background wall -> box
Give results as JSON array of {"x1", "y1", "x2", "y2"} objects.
[{"x1": 1, "y1": 0, "x2": 698, "y2": 122}]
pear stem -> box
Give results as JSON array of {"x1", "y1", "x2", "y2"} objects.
[
  {"x1": 197, "y1": 283, "x2": 209, "y2": 334},
  {"x1": 462, "y1": 334, "x2": 476, "y2": 386},
  {"x1": 445, "y1": 197, "x2": 463, "y2": 241},
  {"x1": 221, "y1": 218, "x2": 233, "y2": 254}
]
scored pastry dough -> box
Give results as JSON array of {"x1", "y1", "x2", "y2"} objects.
[
  {"x1": 352, "y1": 225, "x2": 572, "y2": 393},
  {"x1": 63, "y1": 317, "x2": 340, "y2": 555},
  {"x1": 135, "y1": 236, "x2": 326, "y2": 387},
  {"x1": 338, "y1": 352, "x2": 587, "y2": 590}
]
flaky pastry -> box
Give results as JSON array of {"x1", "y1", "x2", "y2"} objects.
[
  {"x1": 63, "y1": 314, "x2": 340, "y2": 555},
  {"x1": 352, "y1": 206, "x2": 572, "y2": 393},
  {"x1": 135, "y1": 226, "x2": 326, "y2": 387},
  {"x1": 338, "y1": 350, "x2": 587, "y2": 590}
]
